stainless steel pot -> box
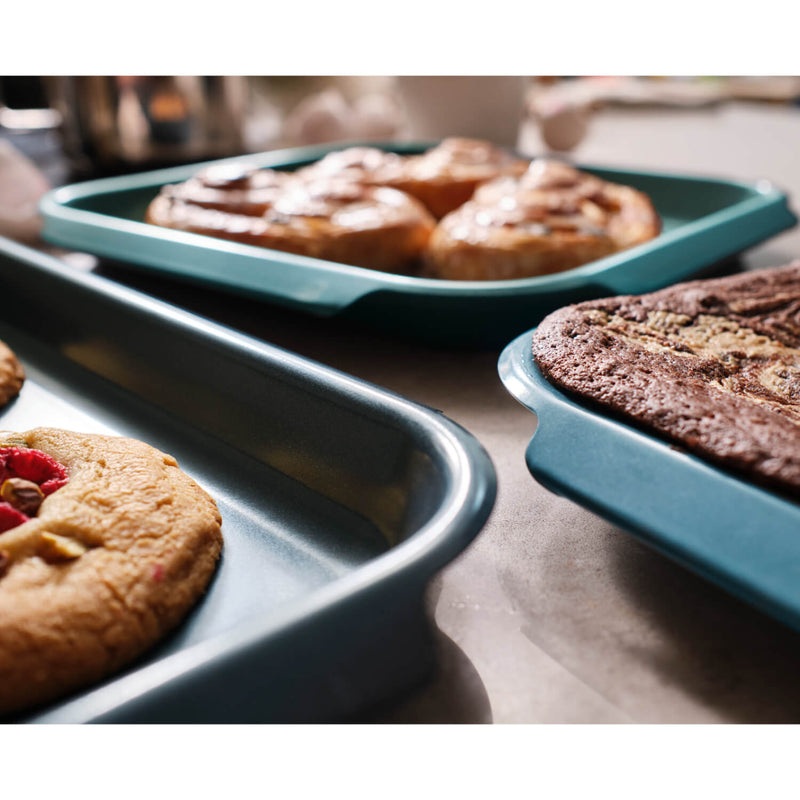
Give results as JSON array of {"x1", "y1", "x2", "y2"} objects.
[{"x1": 44, "y1": 76, "x2": 250, "y2": 173}]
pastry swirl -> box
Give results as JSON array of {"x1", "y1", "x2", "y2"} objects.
[
  {"x1": 145, "y1": 143, "x2": 660, "y2": 280},
  {"x1": 425, "y1": 159, "x2": 661, "y2": 281}
]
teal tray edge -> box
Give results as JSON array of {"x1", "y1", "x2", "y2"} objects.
[
  {"x1": 39, "y1": 142, "x2": 798, "y2": 344},
  {"x1": 498, "y1": 329, "x2": 800, "y2": 634}
]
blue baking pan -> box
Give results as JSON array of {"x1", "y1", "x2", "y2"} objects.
[
  {"x1": 498, "y1": 329, "x2": 800, "y2": 634},
  {"x1": 39, "y1": 142, "x2": 797, "y2": 347},
  {"x1": 0, "y1": 236, "x2": 496, "y2": 723}
]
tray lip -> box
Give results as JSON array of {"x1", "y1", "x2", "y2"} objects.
[
  {"x1": 0, "y1": 236, "x2": 497, "y2": 722},
  {"x1": 498, "y1": 325, "x2": 800, "y2": 515},
  {"x1": 497, "y1": 326, "x2": 800, "y2": 631},
  {"x1": 39, "y1": 140, "x2": 797, "y2": 308}
]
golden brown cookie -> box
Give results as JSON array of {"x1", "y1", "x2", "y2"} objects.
[
  {"x1": 426, "y1": 159, "x2": 661, "y2": 281},
  {"x1": 0, "y1": 338, "x2": 24, "y2": 408},
  {"x1": 0, "y1": 428, "x2": 222, "y2": 716}
]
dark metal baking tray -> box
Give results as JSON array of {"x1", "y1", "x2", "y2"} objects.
[
  {"x1": 0, "y1": 235, "x2": 496, "y2": 723},
  {"x1": 39, "y1": 142, "x2": 797, "y2": 347},
  {"x1": 499, "y1": 329, "x2": 800, "y2": 635}
]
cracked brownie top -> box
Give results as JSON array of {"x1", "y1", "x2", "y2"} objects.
[{"x1": 532, "y1": 262, "x2": 800, "y2": 498}]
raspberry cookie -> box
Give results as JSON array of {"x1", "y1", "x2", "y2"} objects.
[{"x1": 0, "y1": 428, "x2": 222, "y2": 716}]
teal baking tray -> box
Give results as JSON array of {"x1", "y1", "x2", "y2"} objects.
[
  {"x1": 40, "y1": 142, "x2": 797, "y2": 347},
  {"x1": 0, "y1": 235, "x2": 496, "y2": 723},
  {"x1": 498, "y1": 330, "x2": 800, "y2": 634}
]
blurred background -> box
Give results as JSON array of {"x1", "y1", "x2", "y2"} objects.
[
  {"x1": 2, "y1": 75, "x2": 800, "y2": 242},
  {"x1": 4, "y1": 75, "x2": 800, "y2": 175}
]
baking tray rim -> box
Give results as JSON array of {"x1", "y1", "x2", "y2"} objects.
[
  {"x1": 0, "y1": 236, "x2": 497, "y2": 721},
  {"x1": 497, "y1": 326, "x2": 800, "y2": 633},
  {"x1": 38, "y1": 141, "x2": 796, "y2": 305}
]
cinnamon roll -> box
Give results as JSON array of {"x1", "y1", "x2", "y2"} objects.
[
  {"x1": 147, "y1": 176, "x2": 436, "y2": 273},
  {"x1": 425, "y1": 159, "x2": 661, "y2": 281},
  {"x1": 296, "y1": 139, "x2": 529, "y2": 219},
  {"x1": 391, "y1": 137, "x2": 529, "y2": 219},
  {"x1": 150, "y1": 162, "x2": 296, "y2": 217}
]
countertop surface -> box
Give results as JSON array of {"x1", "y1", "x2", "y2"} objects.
[{"x1": 37, "y1": 101, "x2": 800, "y2": 723}]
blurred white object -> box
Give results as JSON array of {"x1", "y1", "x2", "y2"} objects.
[
  {"x1": 537, "y1": 102, "x2": 592, "y2": 152},
  {"x1": 0, "y1": 139, "x2": 50, "y2": 242},
  {"x1": 283, "y1": 89, "x2": 352, "y2": 145},
  {"x1": 351, "y1": 92, "x2": 403, "y2": 140},
  {"x1": 283, "y1": 88, "x2": 403, "y2": 145},
  {"x1": 395, "y1": 76, "x2": 528, "y2": 146},
  {"x1": 0, "y1": 106, "x2": 61, "y2": 131}
]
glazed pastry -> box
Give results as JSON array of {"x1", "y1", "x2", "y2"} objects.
[
  {"x1": 532, "y1": 262, "x2": 800, "y2": 499},
  {"x1": 148, "y1": 177, "x2": 436, "y2": 273},
  {"x1": 294, "y1": 146, "x2": 407, "y2": 187},
  {"x1": 425, "y1": 159, "x2": 661, "y2": 280},
  {"x1": 390, "y1": 137, "x2": 530, "y2": 219},
  {"x1": 0, "y1": 428, "x2": 222, "y2": 716},
  {"x1": 150, "y1": 162, "x2": 296, "y2": 217},
  {"x1": 296, "y1": 139, "x2": 528, "y2": 219}
]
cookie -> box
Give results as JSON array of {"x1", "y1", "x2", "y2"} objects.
[
  {"x1": 0, "y1": 428, "x2": 222, "y2": 716},
  {"x1": 426, "y1": 159, "x2": 660, "y2": 280},
  {"x1": 532, "y1": 262, "x2": 800, "y2": 498},
  {"x1": 0, "y1": 337, "x2": 24, "y2": 408}
]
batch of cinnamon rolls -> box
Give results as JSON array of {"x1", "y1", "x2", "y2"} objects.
[{"x1": 145, "y1": 138, "x2": 662, "y2": 281}]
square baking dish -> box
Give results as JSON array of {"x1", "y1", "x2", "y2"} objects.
[
  {"x1": 39, "y1": 142, "x2": 797, "y2": 347},
  {"x1": 0, "y1": 235, "x2": 496, "y2": 723},
  {"x1": 498, "y1": 329, "x2": 800, "y2": 634}
]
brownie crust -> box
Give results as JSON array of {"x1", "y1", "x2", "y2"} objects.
[{"x1": 532, "y1": 262, "x2": 800, "y2": 497}]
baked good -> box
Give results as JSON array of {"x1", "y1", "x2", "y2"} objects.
[
  {"x1": 0, "y1": 338, "x2": 24, "y2": 408},
  {"x1": 296, "y1": 139, "x2": 528, "y2": 219},
  {"x1": 390, "y1": 137, "x2": 529, "y2": 219},
  {"x1": 0, "y1": 428, "x2": 222, "y2": 716},
  {"x1": 294, "y1": 145, "x2": 407, "y2": 187},
  {"x1": 145, "y1": 144, "x2": 660, "y2": 281},
  {"x1": 426, "y1": 159, "x2": 661, "y2": 280},
  {"x1": 532, "y1": 262, "x2": 800, "y2": 498},
  {"x1": 148, "y1": 176, "x2": 435, "y2": 273},
  {"x1": 152, "y1": 162, "x2": 296, "y2": 216}
]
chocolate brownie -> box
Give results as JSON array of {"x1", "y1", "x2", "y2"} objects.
[{"x1": 532, "y1": 262, "x2": 800, "y2": 497}]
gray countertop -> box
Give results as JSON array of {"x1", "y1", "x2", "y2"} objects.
[{"x1": 85, "y1": 102, "x2": 800, "y2": 723}]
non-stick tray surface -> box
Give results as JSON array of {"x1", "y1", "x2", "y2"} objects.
[{"x1": 0, "y1": 236, "x2": 496, "y2": 723}]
